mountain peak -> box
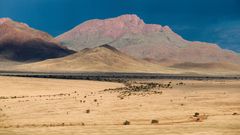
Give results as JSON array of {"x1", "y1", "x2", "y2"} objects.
[
  {"x1": 57, "y1": 14, "x2": 164, "y2": 41},
  {"x1": 99, "y1": 44, "x2": 120, "y2": 52},
  {"x1": 0, "y1": 18, "x2": 12, "y2": 25},
  {"x1": 118, "y1": 14, "x2": 140, "y2": 19},
  {"x1": 0, "y1": 18, "x2": 74, "y2": 62},
  {"x1": 115, "y1": 14, "x2": 143, "y2": 23}
]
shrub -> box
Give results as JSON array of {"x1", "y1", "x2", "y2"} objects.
[
  {"x1": 193, "y1": 112, "x2": 200, "y2": 117},
  {"x1": 86, "y1": 109, "x2": 90, "y2": 114},
  {"x1": 123, "y1": 120, "x2": 130, "y2": 125},
  {"x1": 151, "y1": 120, "x2": 159, "y2": 124}
]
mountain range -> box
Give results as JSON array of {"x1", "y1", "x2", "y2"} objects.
[
  {"x1": 0, "y1": 15, "x2": 240, "y2": 74},
  {"x1": 16, "y1": 44, "x2": 240, "y2": 75},
  {"x1": 56, "y1": 14, "x2": 240, "y2": 65}
]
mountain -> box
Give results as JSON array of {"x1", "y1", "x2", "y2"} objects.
[
  {"x1": 17, "y1": 45, "x2": 175, "y2": 73},
  {"x1": 171, "y1": 62, "x2": 240, "y2": 73},
  {"x1": 16, "y1": 45, "x2": 240, "y2": 75},
  {"x1": 0, "y1": 18, "x2": 74, "y2": 62},
  {"x1": 56, "y1": 14, "x2": 240, "y2": 64}
]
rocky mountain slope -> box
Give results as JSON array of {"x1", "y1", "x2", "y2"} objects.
[
  {"x1": 0, "y1": 18, "x2": 74, "y2": 62},
  {"x1": 56, "y1": 14, "x2": 240, "y2": 64}
]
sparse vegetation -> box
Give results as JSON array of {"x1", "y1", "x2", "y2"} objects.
[
  {"x1": 191, "y1": 113, "x2": 208, "y2": 122},
  {"x1": 151, "y1": 120, "x2": 159, "y2": 124},
  {"x1": 86, "y1": 109, "x2": 90, "y2": 114},
  {"x1": 123, "y1": 120, "x2": 130, "y2": 125},
  {"x1": 232, "y1": 112, "x2": 238, "y2": 115},
  {"x1": 0, "y1": 76, "x2": 239, "y2": 134},
  {"x1": 103, "y1": 81, "x2": 173, "y2": 98},
  {"x1": 193, "y1": 112, "x2": 200, "y2": 117}
]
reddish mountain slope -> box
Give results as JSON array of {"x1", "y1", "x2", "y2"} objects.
[
  {"x1": 0, "y1": 18, "x2": 74, "y2": 62},
  {"x1": 56, "y1": 14, "x2": 240, "y2": 64}
]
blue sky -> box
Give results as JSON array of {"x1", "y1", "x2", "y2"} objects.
[{"x1": 0, "y1": 0, "x2": 240, "y2": 52}]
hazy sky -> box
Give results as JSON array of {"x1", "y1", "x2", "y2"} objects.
[{"x1": 0, "y1": 0, "x2": 240, "y2": 52}]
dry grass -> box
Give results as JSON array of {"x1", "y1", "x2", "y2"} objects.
[{"x1": 0, "y1": 76, "x2": 239, "y2": 135}]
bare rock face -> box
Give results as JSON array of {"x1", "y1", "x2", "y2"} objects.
[
  {"x1": 0, "y1": 18, "x2": 74, "y2": 62},
  {"x1": 56, "y1": 14, "x2": 240, "y2": 64}
]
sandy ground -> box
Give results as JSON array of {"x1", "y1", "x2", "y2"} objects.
[{"x1": 0, "y1": 76, "x2": 239, "y2": 135}]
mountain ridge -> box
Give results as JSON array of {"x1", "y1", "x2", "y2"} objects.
[
  {"x1": 56, "y1": 14, "x2": 240, "y2": 65},
  {"x1": 16, "y1": 44, "x2": 173, "y2": 73},
  {"x1": 0, "y1": 18, "x2": 74, "y2": 62},
  {"x1": 16, "y1": 45, "x2": 240, "y2": 75}
]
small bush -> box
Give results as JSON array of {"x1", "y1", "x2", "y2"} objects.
[
  {"x1": 232, "y1": 112, "x2": 238, "y2": 115},
  {"x1": 193, "y1": 112, "x2": 200, "y2": 117},
  {"x1": 86, "y1": 109, "x2": 90, "y2": 114},
  {"x1": 123, "y1": 120, "x2": 130, "y2": 125},
  {"x1": 151, "y1": 120, "x2": 159, "y2": 124}
]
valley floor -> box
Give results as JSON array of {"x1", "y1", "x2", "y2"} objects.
[{"x1": 0, "y1": 76, "x2": 239, "y2": 135}]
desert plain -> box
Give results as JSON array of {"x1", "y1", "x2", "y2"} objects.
[{"x1": 0, "y1": 76, "x2": 239, "y2": 135}]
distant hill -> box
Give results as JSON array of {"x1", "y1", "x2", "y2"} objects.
[
  {"x1": 56, "y1": 14, "x2": 240, "y2": 65},
  {"x1": 17, "y1": 45, "x2": 175, "y2": 73},
  {"x1": 171, "y1": 62, "x2": 240, "y2": 72},
  {"x1": 16, "y1": 45, "x2": 240, "y2": 75},
  {"x1": 0, "y1": 18, "x2": 74, "y2": 62}
]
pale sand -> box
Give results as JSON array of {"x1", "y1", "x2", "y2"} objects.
[{"x1": 0, "y1": 76, "x2": 239, "y2": 135}]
